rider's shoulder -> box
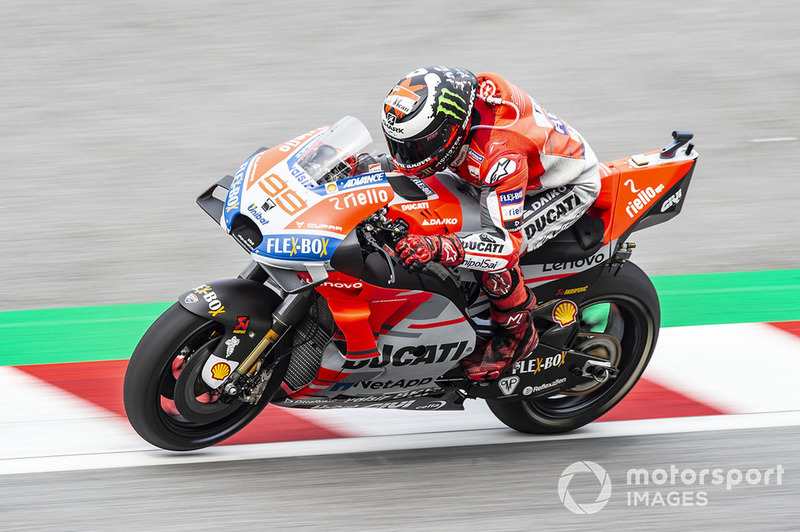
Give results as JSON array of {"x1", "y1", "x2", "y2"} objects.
[
  {"x1": 478, "y1": 142, "x2": 527, "y2": 186},
  {"x1": 475, "y1": 72, "x2": 514, "y2": 101}
]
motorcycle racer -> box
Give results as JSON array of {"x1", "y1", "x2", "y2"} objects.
[{"x1": 382, "y1": 66, "x2": 600, "y2": 381}]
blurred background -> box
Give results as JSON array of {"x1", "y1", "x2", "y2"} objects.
[
  {"x1": 2, "y1": 2, "x2": 799, "y2": 528},
  {"x1": 2, "y1": 0, "x2": 798, "y2": 311}
]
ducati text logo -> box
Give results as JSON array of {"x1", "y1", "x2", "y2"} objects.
[
  {"x1": 401, "y1": 201, "x2": 429, "y2": 211},
  {"x1": 498, "y1": 376, "x2": 520, "y2": 396},
  {"x1": 343, "y1": 341, "x2": 470, "y2": 370},
  {"x1": 464, "y1": 240, "x2": 504, "y2": 254},
  {"x1": 524, "y1": 193, "x2": 583, "y2": 239},
  {"x1": 558, "y1": 461, "x2": 612, "y2": 515}
]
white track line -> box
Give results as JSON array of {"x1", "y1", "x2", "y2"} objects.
[
  {"x1": 749, "y1": 136, "x2": 798, "y2": 143},
  {"x1": 2, "y1": 411, "x2": 798, "y2": 476},
  {"x1": 644, "y1": 323, "x2": 800, "y2": 414},
  {"x1": 0, "y1": 367, "x2": 148, "y2": 459}
]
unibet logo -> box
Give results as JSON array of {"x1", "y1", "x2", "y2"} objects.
[
  {"x1": 558, "y1": 461, "x2": 612, "y2": 514},
  {"x1": 437, "y1": 88, "x2": 468, "y2": 121}
]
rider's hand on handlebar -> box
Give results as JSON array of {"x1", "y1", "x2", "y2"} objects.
[
  {"x1": 396, "y1": 235, "x2": 437, "y2": 271},
  {"x1": 395, "y1": 234, "x2": 465, "y2": 271}
]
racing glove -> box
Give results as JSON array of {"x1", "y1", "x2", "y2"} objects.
[{"x1": 395, "y1": 234, "x2": 464, "y2": 271}]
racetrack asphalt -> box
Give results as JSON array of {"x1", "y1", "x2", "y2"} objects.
[{"x1": 2, "y1": 426, "x2": 798, "y2": 530}]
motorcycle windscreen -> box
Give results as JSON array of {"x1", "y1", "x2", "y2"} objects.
[{"x1": 290, "y1": 116, "x2": 374, "y2": 185}]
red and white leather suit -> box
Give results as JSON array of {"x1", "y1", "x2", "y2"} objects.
[
  {"x1": 448, "y1": 73, "x2": 599, "y2": 315},
  {"x1": 394, "y1": 72, "x2": 600, "y2": 380}
]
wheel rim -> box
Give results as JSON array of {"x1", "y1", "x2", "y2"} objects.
[
  {"x1": 522, "y1": 294, "x2": 656, "y2": 420},
  {"x1": 151, "y1": 322, "x2": 257, "y2": 441}
]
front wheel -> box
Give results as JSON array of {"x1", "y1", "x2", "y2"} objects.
[
  {"x1": 487, "y1": 262, "x2": 660, "y2": 434},
  {"x1": 123, "y1": 304, "x2": 272, "y2": 451}
]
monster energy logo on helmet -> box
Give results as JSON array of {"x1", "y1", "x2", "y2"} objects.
[{"x1": 437, "y1": 88, "x2": 468, "y2": 121}]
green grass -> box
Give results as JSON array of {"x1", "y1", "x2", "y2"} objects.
[{"x1": 1, "y1": 269, "x2": 799, "y2": 366}]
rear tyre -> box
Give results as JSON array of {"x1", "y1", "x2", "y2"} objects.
[
  {"x1": 487, "y1": 262, "x2": 660, "y2": 434},
  {"x1": 123, "y1": 304, "x2": 272, "y2": 451}
]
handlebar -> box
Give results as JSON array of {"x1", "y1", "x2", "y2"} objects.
[{"x1": 359, "y1": 215, "x2": 463, "y2": 288}]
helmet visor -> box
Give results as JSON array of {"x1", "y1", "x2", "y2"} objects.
[{"x1": 386, "y1": 120, "x2": 457, "y2": 175}]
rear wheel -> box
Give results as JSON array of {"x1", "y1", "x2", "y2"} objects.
[
  {"x1": 123, "y1": 304, "x2": 272, "y2": 451},
  {"x1": 487, "y1": 262, "x2": 660, "y2": 433}
]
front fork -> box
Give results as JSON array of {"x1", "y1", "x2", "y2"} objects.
[{"x1": 221, "y1": 262, "x2": 315, "y2": 398}]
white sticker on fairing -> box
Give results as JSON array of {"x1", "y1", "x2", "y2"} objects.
[
  {"x1": 498, "y1": 375, "x2": 520, "y2": 395},
  {"x1": 486, "y1": 158, "x2": 516, "y2": 184},
  {"x1": 201, "y1": 355, "x2": 240, "y2": 389},
  {"x1": 501, "y1": 203, "x2": 523, "y2": 220}
]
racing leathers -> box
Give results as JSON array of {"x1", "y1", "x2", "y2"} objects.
[{"x1": 396, "y1": 72, "x2": 600, "y2": 381}]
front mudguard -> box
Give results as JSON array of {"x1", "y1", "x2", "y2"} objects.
[{"x1": 179, "y1": 279, "x2": 284, "y2": 388}]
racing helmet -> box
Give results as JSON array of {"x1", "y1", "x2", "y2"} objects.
[{"x1": 381, "y1": 66, "x2": 478, "y2": 177}]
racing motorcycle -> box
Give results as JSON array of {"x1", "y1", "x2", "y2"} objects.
[{"x1": 123, "y1": 116, "x2": 698, "y2": 451}]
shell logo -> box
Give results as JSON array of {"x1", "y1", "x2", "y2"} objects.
[
  {"x1": 210, "y1": 362, "x2": 231, "y2": 380},
  {"x1": 552, "y1": 300, "x2": 578, "y2": 327}
]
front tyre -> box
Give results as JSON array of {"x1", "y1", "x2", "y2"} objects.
[
  {"x1": 123, "y1": 304, "x2": 271, "y2": 451},
  {"x1": 487, "y1": 262, "x2": 660, "y2": 434}
]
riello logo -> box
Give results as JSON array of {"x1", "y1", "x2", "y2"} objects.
[{"x1": 625, "y1": 183, "x2": 665, "y2": 218}]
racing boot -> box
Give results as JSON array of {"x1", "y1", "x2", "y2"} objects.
[{"x1": 462, "y1": 291, "x2": 539, "y2": 381}]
